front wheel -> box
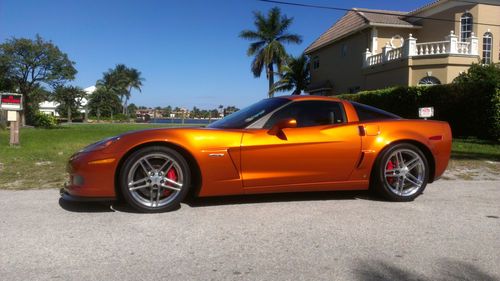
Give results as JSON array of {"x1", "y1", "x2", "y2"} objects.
[
  {"x1": 373, "y1": 143, "x2": 429, "y2": 201},
  {"x1": 119, "y1": 146, "x2": 191, "y2": 212}
]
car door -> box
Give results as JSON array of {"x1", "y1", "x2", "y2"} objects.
[{"x1": 240, "y1": 100, "x2": 361, "y2": 189}]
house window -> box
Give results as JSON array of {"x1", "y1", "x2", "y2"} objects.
[
  {"x1": 418, "y1": 76, "x2": 441, "y2": 86},
  {"x1": 482, "y1": 32, "x2": 493, "y2": 64},
  {"x1": 312, "y1": 56, "x2": 320, "y2": 70},
  {"x1": 460, "y1": 12, "x2": 473, "y2": 42},
  {"x1": 341, "y1": 44, "x2": 347, "y2": 57}
]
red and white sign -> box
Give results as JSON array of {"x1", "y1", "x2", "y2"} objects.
[
  {"x1": 0, "y1": 93, "x2": 23, "y2": 110},
  {"x1": 419, "y1": 107, "x2": 434, "y2": 118}
]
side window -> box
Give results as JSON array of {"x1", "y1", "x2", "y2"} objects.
[
  {"x1": 264, "y1": 101, "x2": 346, "y2": 129},
  {"x1": 352, "y1": 102, "x2": 400, "y2": 121}
]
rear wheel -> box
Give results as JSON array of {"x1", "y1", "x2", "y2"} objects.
[
  {"x1": 373, "y1": 143, "x2": 429, "y2": 201},
  {"x1": 119, "y1": 146, "x2": 191, "y2": 212}
]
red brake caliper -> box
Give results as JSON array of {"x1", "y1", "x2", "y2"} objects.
[
  {"x1": 386, "y1": 160, "x2": 395, "y2": 185},
  {"x1": 163, "y1": 167, "x2": 178, "y2": 196}
]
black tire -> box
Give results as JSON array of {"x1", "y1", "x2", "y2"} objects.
[
  {"x1": 119, "y1": 146, "x2": 191, "y2": 212},
  {"x1": 372, "y1": 143, "x2": 429, "y2": 202}
]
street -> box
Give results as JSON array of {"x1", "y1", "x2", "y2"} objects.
[{"x1": 1, "y1": 180, "x2": 499, "y2": 281}]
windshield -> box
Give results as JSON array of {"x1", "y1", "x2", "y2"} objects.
[{"x1": 208, "y1": 98, "x2": 290, "y2": 129}]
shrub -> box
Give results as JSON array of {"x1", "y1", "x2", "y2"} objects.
[
  {"x1": 113, "y1": 113, "x2": 130, "y2": 122},
  {"x1": 337, "y1": 64, "x2": 500, "y2": 140},
  {"x1": 32, "y1": 112, "x2": 58, "y2": 129}
]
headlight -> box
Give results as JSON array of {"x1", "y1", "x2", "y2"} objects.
[{"x1": 81, "y1": 136, "x2": 120, "y2": 153}]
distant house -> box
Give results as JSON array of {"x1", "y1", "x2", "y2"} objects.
[
  {"x1": 39, "y1": 85, "x2": 96, "y2": 116},
  {"x1": 135, "y1": 108, "x2": 167, "y2": 120},
  {"x1": 305, "y1": 0, "x2": 499, "y2": 95}
]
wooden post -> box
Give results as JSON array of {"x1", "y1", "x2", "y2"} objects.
[{"x1": 9, "y1": 111, "x2": 20, "y2": 146}]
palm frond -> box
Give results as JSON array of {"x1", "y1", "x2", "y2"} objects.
[
  {"x1": 270, "y1": 78, "x2": 294, "y2": 94},
  {"x1": 277, "y1": 34, "x2": 302, "y2": 44},
  {"x1": 239, "y1": 30, "x2": 262, "y2": 40},
  {"x1": 277, "y1": 16, "x2": 293, "y2": 35},
  {"x1": 247, "y1": 41, "x2": 266, "y2": 56},
  {"x1": 240, "y1": 6, "x2": 302, "y2": 92},
  {"x1": 251, "y1": 50, "x2": 265, "y2": 78}
]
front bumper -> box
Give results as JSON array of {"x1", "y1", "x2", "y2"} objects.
[
  {"x1": 63, "y1": 151, "x2": 119, "y2": 200},
  {"x1": 60, "y1": 184, "x2": 115, "y2": 202}
]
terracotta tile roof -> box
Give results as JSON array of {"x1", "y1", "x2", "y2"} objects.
[
  {"x1": 356, "y1": 9, "x2": 414, "y2": 27},
  {"x1": 407, "y1": 0, "x2": 444, "y2": 15},
  {"x1": 305, "y1": 8, "x2": 419, "y2": 54},
  {"x1": 304, "y1": 10, "x2": 367, "y2": 54}
]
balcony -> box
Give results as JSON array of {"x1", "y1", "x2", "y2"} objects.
[{"x1": 363, "y1": 31, "x2": 479, "y2": 68}]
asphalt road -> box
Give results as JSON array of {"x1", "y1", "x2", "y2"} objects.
[{"x1": 0, "y1": 180, "x2": 499, "y2": 281}]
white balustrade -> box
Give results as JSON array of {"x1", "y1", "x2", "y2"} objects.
[
  {"x1": 363, "y1": 30, "x2": 479, "y2": 67},
  {"x1": 367, "y1": 53, "x2": 383, "y2": 66},
  {"x1": 416, "y1": 41, "x2": 449, "y2": 55},
  {"x1": 457, "y1": 42, "x2": 470, "y2": 54},
  {"x1": 386, "y1": 47, "x2": 403, "y2": 60}
]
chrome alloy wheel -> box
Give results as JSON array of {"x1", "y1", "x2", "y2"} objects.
[
  {"x1": 383, "y1": 149, "x2": 425, "y2": 197},
  {"x1": 127, "y1": 153, "x2": 184, "y2": 208}
]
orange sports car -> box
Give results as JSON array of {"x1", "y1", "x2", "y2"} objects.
[{"x1": 61, "y1": 96, "x2": 452, "y2": 212}]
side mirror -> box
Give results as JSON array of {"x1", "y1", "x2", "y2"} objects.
[{"x1": 268, "y1": 118, "x2": 297, "y2": 137}]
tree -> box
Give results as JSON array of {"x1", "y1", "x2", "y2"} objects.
[
  {"x1": 271, "y1": 54, "x2": 310, "y2": 96},
  {"x1": 210, "y1": 109, "x2": 219, "y2": 118},
  {"x1": 190, "y1": 106, "x2": 201, "y2": 118},
  {"x1": 240, "y1": 7, "x2": 302, "y2": 96},
  {"x1": 453, "y1": 63, "x2": 500, "y2": 139},
  {"x1": 224, "y1": 106, "x2": 239, "y2": 116},
  {"x1": 453, "y1": 63, "x2": 500, "y2": 86},
  {"x1": 123, "y1": 67, "x2": 144, "y2": 115},
  {"x1": 127, "y1": 103, "x2": 138, "y2": 118},
  {"x1": 87, "y1": 87, "x2": 122, "y2": 121},
  {"x1": 97, "y1": 64, "x2": 144, "y2": 115},
  {"x1": 53, "y1": 85, "x2": 86, "y2": 123},
  {"x1": 0, "y1": 35, "x2": 77, "y2": 125},
  {"x1": 0, "y1": 63, "x2": 15, "y2": 92},
  {"x1": 164, "y1": 105, "x2": 172, "y2": 117}
]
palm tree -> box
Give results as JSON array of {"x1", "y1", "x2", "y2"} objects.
[
  {"x1": 271, "y1": 54, "x2": 310, "y2": 96},
  {"x1": 96, "y1": 65, "x2": 128, "y2": 105},
  {"x1": 240, "y1": 7, "x2": 302, "y2": 97},
  {"x1": 123, "y1": 67, "x2": 144, "y2": 115},
  {"x1": 96, "y1": 64, "x2": 144, "y2": 115}
]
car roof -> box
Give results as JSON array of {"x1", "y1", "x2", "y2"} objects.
[{"x1": 278, "y1": 95, "x2": 343, "y2": 102}]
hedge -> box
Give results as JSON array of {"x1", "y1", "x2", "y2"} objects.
[
  {"x1": 337, "y1": 65, "x2": 500, "y2": 140},
  {"x1": 32, "y1": 112, "x2": 59, "y2": 129}
]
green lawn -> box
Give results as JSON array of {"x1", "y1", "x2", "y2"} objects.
[
  {"x1": 0, "y1": 124, "x2": 498, "y2": 189},
  {"x1": 451, "y1": 138, "x2": 500, "y2": 161},
  {"x1": 0, "y1": 123, "x2": 190, "y2": 189}
]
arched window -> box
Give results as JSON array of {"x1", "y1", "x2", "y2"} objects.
[
  {"x1": 460, "y1": 12, "x2": 473, "y2": 42},
  {"x1": 418, "y1": 76, "x2": 441, "y2": 86},
  {"x1": 482, "y1": 32, "x2": 493, "y2": 64}
]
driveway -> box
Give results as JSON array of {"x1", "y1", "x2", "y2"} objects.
[{"x1": 0, "y1": 180, "x2": 499, "y2": 281}]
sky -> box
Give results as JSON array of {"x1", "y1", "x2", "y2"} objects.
[{"x1": 0, "y1": 0, "x2": 431, "y2": 109}]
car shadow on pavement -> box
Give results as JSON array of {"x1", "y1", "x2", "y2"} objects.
[
  {"x1": 354, "y1": 259, "x2": 498, "y2": 281},
  {"x1": 59, "y1": 190, "x2": 381, "y2": 213},
  {"x1": 58, "y1": 198, "x2": 116, "y2": 213},
  {"x1": 58, "y1": 198, "x2": 180, "y2": 213},
  {"x1": 185, "y1": 190, "x2": 381, "y2": 208}
]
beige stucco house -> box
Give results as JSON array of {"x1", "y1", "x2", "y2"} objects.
[{"x1": 304, "y1": 0, "x2": 500, "y2": 95}]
